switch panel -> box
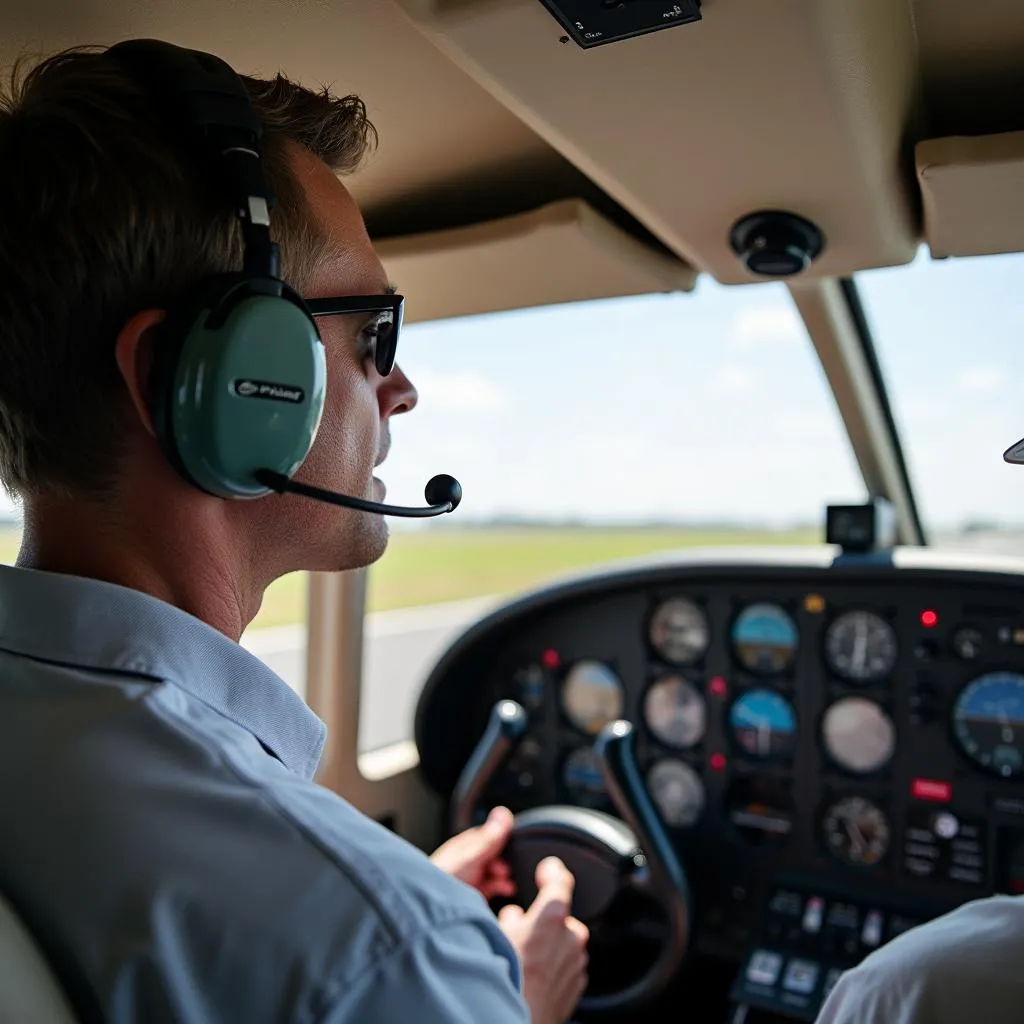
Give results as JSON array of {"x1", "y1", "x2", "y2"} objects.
[{"x1": 536, "y1": 0, "x2": 702, "y2": 49}]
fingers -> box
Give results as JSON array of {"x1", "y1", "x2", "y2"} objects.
[
  {"x1": 483, "y1": 805, "x2": 515, "y2": 841},
  {"x1": 568, "y1": 968, "x2": 589, "y2": 1012},
  {"x1": 465, "y1": 806, "x2": 515, "y2": 863},
  {"x1": 565, "y1": 916, "x2": 589, "y2": 948},
  {"x1": 529, "y1": 856, "x2": 575, "y2": 921},
  {"x1": 498, "y1": 903, "x2": 525, "y2": 927},
  {"x1": 429, "y1": 806, "x2": 515, "y2": 884},
  {"x1": 488, "y1": 858, "x2": 513, "y2": 883},
  {"x1": 482, "y1": 875, "x2": 518, "y2": 900}
]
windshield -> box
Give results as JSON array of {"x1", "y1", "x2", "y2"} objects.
[
  {"x1": 360, "y1": 278, "x2": 867, "y2": 752},
  {"x1": 857, "y1": 251, "x2": 1024, "y2": 547},
  {"x1": 376, "y1": 279, "x2": 864, "y2": 527}
]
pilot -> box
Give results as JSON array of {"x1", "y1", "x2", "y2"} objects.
[{"x1": 0, "y1": 42, "x2": 587, "y2": 1023}]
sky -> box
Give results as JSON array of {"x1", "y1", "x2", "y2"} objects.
[
  {"x1": 1, "y1": 248, "x2": 1021, "y2": 532},
  {"x1": 377, "y1": 247, "x2": 1024, "y2": 531}
]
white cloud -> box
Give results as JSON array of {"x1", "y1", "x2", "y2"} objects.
[
  {"x1": 727, "y1": 305, "x2": 804, "y2": 349},
  {"x1": 772, "y1": 411, "x2": 836, "y2": 438},
  {"x1": 900, "y1": 395, "x2": 945, "y2": 424},
  {"x1": 412, "y1": 371, "x2": 506, "y2": 413},
  {"x1": 712, "y1": 365, "x2": 756, "y2": 394},
  {"x1": 955, "y1": 366, "x2": 1004, "y2": 396}
]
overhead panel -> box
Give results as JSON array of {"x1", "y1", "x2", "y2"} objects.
[
  {"x1": 395, "y1": 0, "x2": 921, "y2": 283},
  {"x1": 0, "y1": 0, "x2": 552, "y2": 228},
  {"x1": 376, "y1": 199, "x2": 696, "y2": 323},
  {"x1": 916, "y1": 132, "x2": 1024, "y2": 258}
]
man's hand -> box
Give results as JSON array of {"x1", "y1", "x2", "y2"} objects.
[
  {"x1": 498, "y1": 856, "x2": 589, "y2": 1024},
  {"x1": 430, "y1": 806, "x2": 517, "y2": 900}
]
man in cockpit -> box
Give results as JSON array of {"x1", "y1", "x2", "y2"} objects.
[
  {"x1": 816, "y1": 429, "x2": 1024, "y2": 1023},
  {"x1": 0, "y1": 42, "x2": 586, "y2": 1023}
]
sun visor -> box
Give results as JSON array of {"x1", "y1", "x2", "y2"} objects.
[
  {"x1": 917, "y1": 132, "x2": 1024, "y2": 258},
  {"x1": 374, "y1": 199, "x2": 696, "y2": 324}
]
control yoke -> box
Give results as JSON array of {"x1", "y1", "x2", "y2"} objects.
[{"x1": 451, "y1": 700, "x2": 691, "y2": 1012}]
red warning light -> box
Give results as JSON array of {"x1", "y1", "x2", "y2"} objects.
[
  {"x1": 912, "y1": 778, "x2": 951, "y2": 802},
  {"x1": 920, "y1": 610, "x2": 939, "y2": 629},
  {"x1": 710, "y1": 753, "x2": 727, "y2": 772},
  {"x1": 541, "y1": 648, "x2": 561, "y2": 670},
  {"x1": 709, "y1": 676, "x2": 728, "y2": 697}
]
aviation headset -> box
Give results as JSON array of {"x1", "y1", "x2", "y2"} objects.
[{"x1": 106, "y1": 38, "x2": 327, "y2": 500}]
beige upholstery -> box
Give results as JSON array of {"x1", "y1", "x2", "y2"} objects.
[
  {"x1": 376, "y1": 199, "x2": 695, "y2": 324},
  {"x1": 0, "y1": 891, "x2": 77, "y2": 1023},
  {"x1": 916, "y1": 131, "x2": 1024, "y2": 257}
]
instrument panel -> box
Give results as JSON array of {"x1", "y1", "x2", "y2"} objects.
[{"x1": 414, "y1": 554, "x2": 1024, "y2": 962}]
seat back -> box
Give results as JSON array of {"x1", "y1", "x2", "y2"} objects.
[{"x1": 0, "y1": 890, "x2": 78, "y2": 1023}]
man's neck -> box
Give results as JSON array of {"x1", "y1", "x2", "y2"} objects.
[{"x1": 16, "y1": 493, "x2": 260, "y2": 642}]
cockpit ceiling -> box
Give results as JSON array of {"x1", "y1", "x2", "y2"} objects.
[{"x1": 2, "y1": 0, "x2": 1023, "y2": 284}]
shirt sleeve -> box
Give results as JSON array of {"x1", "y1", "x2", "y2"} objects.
[
  {"x1": 317, "y1": 919, "x2": 530, "y2": 1024},
  {"x1": 815, "y1": 896, "x2": 1024, "y2": 1024},
  {"x1": 815, "y1": 960, "x2": 931, "y2": 1024}
]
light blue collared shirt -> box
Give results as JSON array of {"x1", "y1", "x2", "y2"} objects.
[{"x1": 0, "y1": 563, "x2": 527, "y2": 1023}]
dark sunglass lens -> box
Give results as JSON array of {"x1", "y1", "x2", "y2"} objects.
[{"x1": 375, "y1": 321, "x2": 397, "y2": 376}]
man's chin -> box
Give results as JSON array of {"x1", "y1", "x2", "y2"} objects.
[
  {"x1": 343, "y1": 505, "x2": 390, "y2": 570},
  {"x1": 274, "y1": 476, "x2": 391, "y2": 573}
]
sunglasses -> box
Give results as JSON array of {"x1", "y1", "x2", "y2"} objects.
[{"x1": 305, "y1": 293, "x2": 404, "y2": 377}]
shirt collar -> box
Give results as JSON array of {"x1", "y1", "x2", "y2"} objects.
[{"x1": 0, "y1": 564, "x2": 325, "y2": 779}]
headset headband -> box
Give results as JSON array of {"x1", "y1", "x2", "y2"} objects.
[{"x1": 106, "y1": 38, "x2": 280, "y2": 283}]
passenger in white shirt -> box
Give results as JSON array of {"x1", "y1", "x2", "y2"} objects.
[{"x1": 816, "y1": 895, "x2": 1024, "y2": 1023}]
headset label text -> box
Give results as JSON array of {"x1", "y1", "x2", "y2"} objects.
[{"x1": 234, "y1": 379, "x2": 305, "y2": 404}]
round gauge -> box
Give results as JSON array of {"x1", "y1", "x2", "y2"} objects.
[
  {"x1": 821, "y1": 697, "x2": 896, "y2": 774},
  {"x1": 646, "y1": 759, "x2": 705, "y2": 828},
  {"x1": 725, "y1": 777, "x2": 795, "y2": 846},
  {"x1": 732, "y1": 603, "x2": 798, "y2": 674},
  {"x1": 648, "y1": 598, "x2": 709, "y2": 665},
  {"x1": 952, "y1": 627, "x2": 984, "y2": 661},
  {"x1": 644, "y1": 676, "x2": 706, "y2": 749},
  {"x1": 561, "y1": 660, "x2": 624, "y2": 735},
  {"x1": 825, "y1": 611, "x2": 897, "y2": 682},
  {"x1": 562, "y1": 746, "x2": 606, "y2": 799},
  {"x1": 729, "y1": 689, "x2": 797, "y2": 759},
  {"x1": 822, "y1": 795, "x2": 890, "y2": 867},
  {"x1": 953, "y1": 672, "x2": 1024, "y2": 778}
]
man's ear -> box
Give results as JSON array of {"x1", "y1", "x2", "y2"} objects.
[{"x1": 114, "y1": 309, "x2": 166, "y2": 438}]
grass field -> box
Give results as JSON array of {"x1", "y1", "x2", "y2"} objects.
[{"x1": 0, "y1": 522, "x2": 820, "y2": 630}]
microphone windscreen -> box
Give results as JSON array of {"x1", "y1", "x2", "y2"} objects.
[{"x1": 424, "y1": 473, "x2": 462, "y2": 510}]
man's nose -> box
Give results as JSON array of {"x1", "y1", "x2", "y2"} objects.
[{"x1": 382, "y1": 363, "x2": 418, "y2": 417}]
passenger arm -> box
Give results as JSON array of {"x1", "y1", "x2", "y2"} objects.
[{"x1": 816, "y1": 896, "x2": 1024, "y2": 1024}]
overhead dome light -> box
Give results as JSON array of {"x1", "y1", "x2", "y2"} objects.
[{"x1": 729, "y1": 210, "x2": 826, "y2": 277}]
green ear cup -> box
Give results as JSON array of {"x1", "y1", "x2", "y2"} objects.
[{"x1": 170, "y1": 293, "x2": 326, "y2": 498}]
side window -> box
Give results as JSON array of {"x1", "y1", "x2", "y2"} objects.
[
  {"x1": 0, "y1": 497, "x2": 21, "y2": 565},
  {"x1": 358, "y1": 283, "x2": 866, "y2": 755},
  {"x1": 856, "y1": 251, "x2": 1024, "y2": 545},
  {"x1": 241, "y1": 572, "x2": 309, "y2": 701}
]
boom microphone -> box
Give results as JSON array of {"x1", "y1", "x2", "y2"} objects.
[{"x1": 254, "y1": 469, "x2": 462, "y2": 518}]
